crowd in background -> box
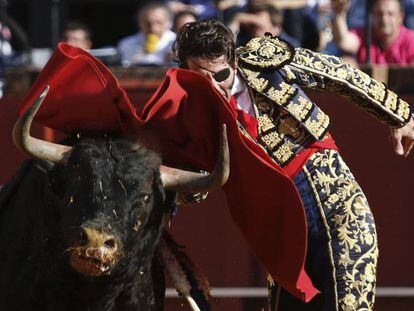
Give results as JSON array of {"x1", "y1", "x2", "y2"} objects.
[{"x1": 2, "y1": 0, "x2": 414, "y2": 70}]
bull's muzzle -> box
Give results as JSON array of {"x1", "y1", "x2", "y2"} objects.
[{"x1": 69, "y1": 226, "x2": 120, "y2": 277}]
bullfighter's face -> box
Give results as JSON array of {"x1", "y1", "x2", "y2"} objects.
[
  {"x1": 50, "y1": 139, "x2": 165, "y2": 278},
  {"x1": 186, "y1": 55, "x2": 237, "y2": 101}
]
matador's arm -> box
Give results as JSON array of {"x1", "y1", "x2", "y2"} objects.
[
  {"x1": 237, "y1": 34, "x2": 414, "y2": 155},
  {"x1": 282, "y1": 48, "x2": 412, "y2": 128}
]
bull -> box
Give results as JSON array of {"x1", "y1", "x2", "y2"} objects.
[{"x1": 0, "y1": 87, "x2": 229, "y2": 311}]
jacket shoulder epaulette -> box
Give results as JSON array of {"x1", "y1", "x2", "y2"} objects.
[{"x1": 236, "y1": 34, "x2": 295, "y2": 70}]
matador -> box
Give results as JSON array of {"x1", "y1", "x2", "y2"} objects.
[{"x1": 19, "y1": 20, "x2": 414, "y2": 310}]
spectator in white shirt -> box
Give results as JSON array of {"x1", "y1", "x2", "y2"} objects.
[{"x1": 117, "y1": 2, "x2": 176, "y2": 66}]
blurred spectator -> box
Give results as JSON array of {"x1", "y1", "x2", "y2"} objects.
[
  {"x1": 173, "y1": 10, "x2": 198, "y2": 33},
  {"x1": 0, "y1": 8, "x2": 31, "y2": 97},
  {"x1": 249, "y1": 0, "x2": 319, "y2": 49},
  {"x1": 166, "y1": 0, "x2": 216, "y2": 19},
  {"x1": 242, "y1": 0, "x2": 319, "y2": 50},
  {"x1": 404, "y1": 0, "x2": 414, "y2": 29},
  {"x1": 61, "y1": 22, "x2": 92, "y2": 50},
  {"x1": 117, "y1": 2, "x2": 175, "y2": 66},
  {"x1": 346, "y1": 0, "x2": 367, "y2": 29},
  {"x1": 0, "y1": 8, "x2": 30, "y2": 66},
  {"x1": 217, "y1": 0, "x2": 248, "y2": 23},
  {"x1": 332, "y1": 0, "x2": 414, "y2": 64},
  {"x1": 306, "y1": 0, "x2": 342, "y2": 55},
  {"x1": 248, "y1": 0, "x2": 307, "y2": 9},
  {"x1": 0, "y1": 21, "x2": 12, "y2": 59},
  {"x1": 228, "y1": 2, "x2": 301, "y2": 47}
]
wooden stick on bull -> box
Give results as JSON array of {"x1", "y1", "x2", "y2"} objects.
[{"x1": 158, "y1": 232, "x2": 212, "y2": 311}]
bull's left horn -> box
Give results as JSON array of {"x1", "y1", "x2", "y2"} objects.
[
  {"x1": 12, "y1": 85, "x2": 73, "y2": 163},
  {"x1": 160, "y1": 124, "x2": 230, "y2": 193}
]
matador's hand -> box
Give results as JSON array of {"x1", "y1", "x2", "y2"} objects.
[{"x1": 390, "y1": 115, "x2": 414, "y2": 157}]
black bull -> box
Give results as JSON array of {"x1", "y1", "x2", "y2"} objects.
[{"x1": 0, "y1": 87, "x2": 229, "y2": 311}]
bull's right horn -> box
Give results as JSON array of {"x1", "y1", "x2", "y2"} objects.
[
  {"x1": 12, "y1": 85, "x2": 73, "y2": 163},
  {"x1": 160, "y1": 124, "x2": 230, "y2": 193}
]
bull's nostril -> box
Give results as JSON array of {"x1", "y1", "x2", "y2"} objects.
[
  {"x1": 104, "y1": 238, "x2": 116, "y2": 249},
  {"x1": 79, "y1": 229, "x2": 88, "y2": 245}
]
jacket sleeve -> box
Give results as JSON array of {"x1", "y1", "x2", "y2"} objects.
[{"x1": 283, "y1": 48, "x2": 412, "y2": 128}]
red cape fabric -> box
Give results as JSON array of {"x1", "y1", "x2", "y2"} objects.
[
  {"x1": 19, "y1": 43, "x2": 139, "y2": 134},
  {"x1": 19, "y1": 44, "x2": 319, "y2": 302}
]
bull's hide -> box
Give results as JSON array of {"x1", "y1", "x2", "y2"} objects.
[{"x1": 0, "y1": 137, "x2": 170, "y2": 311}]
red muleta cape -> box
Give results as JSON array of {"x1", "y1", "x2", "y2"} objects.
[{"x1": 19, "y1": 43, "x2": 319, "y2": 302}]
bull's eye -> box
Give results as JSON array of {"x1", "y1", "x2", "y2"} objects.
[{"x1": 143, "y1": 194, "x2": 150, "y2": 203}]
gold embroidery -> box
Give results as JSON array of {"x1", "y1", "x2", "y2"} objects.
[
  {"x1": 259, "y1": 43, "x2": 277, "y2": 58},
  {"x1": 290, "y1": 48, "x2": 411, "y2": 126},
  {"x1": 336, "y1": 67, "x2": 348, "y2": 80},
  {"x1": 241, "y1": 68, "x2": 269, "y2": 92},
  {"x1": 258, "y1": 114, "x2": 276, "y2": 132},
  {"x1": 282, "y1": 65, "x2": 296, "y2": 82},
  {"x1": 266, "y1": 82, "x2": 296, "y2": 106},
  {"x1": 254, "y1": 93, "x2": 320, "y2": 166},
  {"x1": 304, "y1": 110, "x2": 330, "y2": 139},
  {"x1": 384, "y1": 92, "x2": 398, "y2": 111},
  {"x1": 274, "y1": 140, "x2": 295, "y2": 163},
  {"x1": 262, "y1": 132, "x2": 282, "y2": 149},
  {"x1": 239, "y1": 65, "x2": 332, "y2": 140},
  {"x1": 257, "y1": 114, "x2": 298, "y2": 165},
  {"x1": 250, "y1": 76, "x2": 329, "y2": 140},
  {"x1": 397, "y1": 99, "x2": 411, "y2": 120},
  {"x1": 244, "y1": 37, "x2": 261, "y2": 51},
  {"x1": 304, "y1": 150, "x2": 378, "y2": 311},
  {"x1": 286, "y1": 96, "x2": 313, "y2": 121},
  {"x1": 237, "y1": 35, "x2": 294, "y2": 69}
]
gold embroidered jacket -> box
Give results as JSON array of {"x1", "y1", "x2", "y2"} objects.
[{"x1": 236, "y1": 35, "x2": 412, "y2": 135}]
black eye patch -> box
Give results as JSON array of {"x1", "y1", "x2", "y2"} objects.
[{"x1": 213, "y1": 68, "x2": 231, "y2": 82}]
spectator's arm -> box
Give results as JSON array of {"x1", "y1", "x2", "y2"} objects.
[
  {"x1": 227, "y1": 12, "x2": 268, "y2": 37},
  {"x1": 218, "y1": 0, "x2": 240, "y2": 11},
  {"x1": 331, "y1": 0, "x2": 360, "y2": 54},
  {"x1": 166, "y1": 0, "x2": 196, "y2": 14},
  {"x1": 262, "y1": 0, "x2": 308, "y2": 9}
]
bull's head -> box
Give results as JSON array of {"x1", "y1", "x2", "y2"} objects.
[
  {"x1": 48, "y1": 137, "x2": 167, "y2": 278},
  {"x1": 13, "y1": 86, "x2": 230, "y2": 278}
]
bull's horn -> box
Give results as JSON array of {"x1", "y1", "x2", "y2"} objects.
[
  {"x1": 160, "y1": 124, "x2": 230, "y2": 193},
  {"x1": 12, "y1": 85, "x2": 73, "y2": 163}
]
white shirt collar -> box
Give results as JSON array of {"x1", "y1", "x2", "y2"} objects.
[{"x1": 231, "y1": 72, "x2": 247, "y2": 96}]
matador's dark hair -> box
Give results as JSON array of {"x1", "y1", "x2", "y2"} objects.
[{"x1": 172, "y1": 19, "x2": 236, "y2": 67}]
